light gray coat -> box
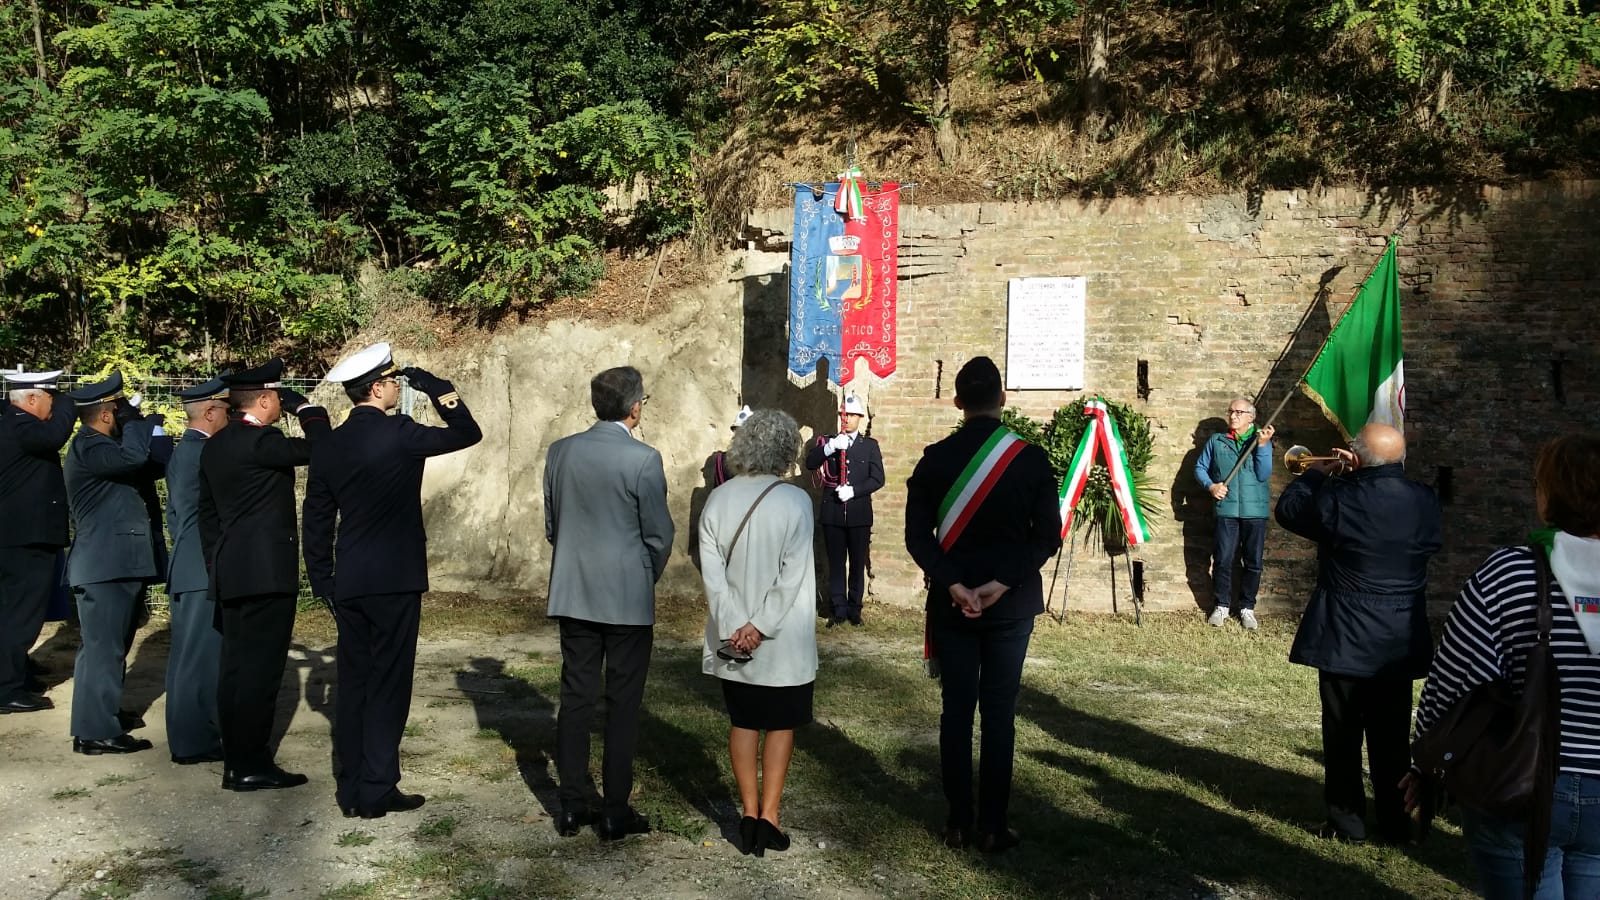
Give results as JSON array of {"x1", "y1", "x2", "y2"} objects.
[{"x1": 544, "y1": 421, "x2": 674, "y2": 626}]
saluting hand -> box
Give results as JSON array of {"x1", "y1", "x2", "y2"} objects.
[
  {"x1": 401, "y1": 366, "x2": 452, "y2": 396},
  {"x1": 277, "y1": 386, "x2": 310, "y2": 412}
]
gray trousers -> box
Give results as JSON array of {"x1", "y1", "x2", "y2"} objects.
[
  {"x1": 165, "y1": 589, "x2": 221, "y2": 757},
  {"x1": 70, "y1": 579, "x2": 142, "y2": 740}
]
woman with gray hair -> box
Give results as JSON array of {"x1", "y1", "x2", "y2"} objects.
[{"x1": 698, "y1": 409, "x2": 817, "y2": 857}]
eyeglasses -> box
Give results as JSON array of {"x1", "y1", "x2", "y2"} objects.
[
  {"x1": 715, "y1": 641, "x2": 752, "y2": 663},
  {"x1": 640, "y1": 394, "x2": 650, "y2": 406},
  {"x1": 1227, "y1": 409, "x2": 1254, "y2": 416}
]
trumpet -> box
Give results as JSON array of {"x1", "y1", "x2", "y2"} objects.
[{"x1": 1284, "y1": 445, "x2": 1348, "y2": 475}]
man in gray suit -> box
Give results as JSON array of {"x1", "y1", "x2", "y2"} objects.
[
  {"x1": 63, "y1": 372, "x2": 167, "y2": 755},
  {"x1": 544, "y1": 366, "x2": 674, "y2": 841},
  {"x1": 164, "y1": 377, "x2": 231, "y2": 764}
]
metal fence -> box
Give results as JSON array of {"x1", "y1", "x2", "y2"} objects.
[{"x1": 11, "y1": 372, "x2": 408, "y2": 617}]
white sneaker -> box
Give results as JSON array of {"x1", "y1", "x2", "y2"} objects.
[
  {"x1": 1207, "y1": 606, "x2": 1229, "y2": 627},
  {"x1": 1240, "y1": 609, "x2": 1259, "y2": 631}
]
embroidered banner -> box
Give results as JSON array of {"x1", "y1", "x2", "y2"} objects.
[{"x1": 788, "y1": 183, "x2": 899, "y2": 387}]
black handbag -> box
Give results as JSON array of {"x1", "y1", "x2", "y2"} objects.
[{"x1": 1412, "y1": 545, "x2": 1560, "y2": 897}]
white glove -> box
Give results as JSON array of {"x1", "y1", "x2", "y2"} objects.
[
  {"x1": 128, "y1": 392, "x2": 143, "y2": 409},
  {"x1": 151, "y1": 424, "x2": 166, "y2": 437},
  {"x1": 836, "y1": 484, "x2": 855, "y2": 502}
]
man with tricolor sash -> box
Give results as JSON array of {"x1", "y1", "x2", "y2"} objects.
[{"x1": 904, "y1": 357, "x2": 1061, "y2": 855}]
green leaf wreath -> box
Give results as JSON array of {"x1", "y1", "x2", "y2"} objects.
[{"x1": 958, "y1": 398, "x2": 1161, "y2": 551}]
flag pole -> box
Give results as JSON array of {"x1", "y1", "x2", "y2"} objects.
[{"x1": 1220, "y1": 213, "x2": 1410, "y2": 488}]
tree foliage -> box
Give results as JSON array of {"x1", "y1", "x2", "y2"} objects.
[{"x1": 0, "y1": 0, "x2": 730, "y2": 370}]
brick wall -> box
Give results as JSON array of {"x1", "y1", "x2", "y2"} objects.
[{"x1": 746, "y1": 181, "x2": 1600, "y2": 615}]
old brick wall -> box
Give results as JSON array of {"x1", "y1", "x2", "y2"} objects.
[{"x1": 746, "y1": 181, "x2": 1600, "y2": 615}]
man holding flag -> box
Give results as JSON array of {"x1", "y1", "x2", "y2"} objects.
[
  {"x1": 904, "y1": 356, "x2": 1061, "y2": 854},
  {"x1": 1194, "y1": 399, "x2": 1275, "y2": 630}
]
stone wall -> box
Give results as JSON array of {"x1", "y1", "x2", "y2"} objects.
[{"x1": 396, "y1": 181, "x2": 1600, "y2": 615}]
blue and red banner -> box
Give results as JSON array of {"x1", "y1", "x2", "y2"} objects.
[{"x1": 787, "y1": 182, "x2": 899, "y2": 388}]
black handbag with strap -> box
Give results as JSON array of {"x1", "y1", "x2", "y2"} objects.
[{"x1": 1412, "y1": 545, "x2": 1560, "y2": 898}]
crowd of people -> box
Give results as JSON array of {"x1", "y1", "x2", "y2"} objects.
[{"x1": 2, "y1": 352, "x2": 1597, "y2": 893}]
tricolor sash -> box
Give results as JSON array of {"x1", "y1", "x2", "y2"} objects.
[{"x1": 935, "y1": 427, "x2": 1027, "y2": 551}]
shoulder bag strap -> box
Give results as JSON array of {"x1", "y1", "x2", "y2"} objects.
[
  {"x1": 726, "y1": 480, "x2": 783, "y2": 562},
  {"x1": 1534, "y1": 544, "x2": 1554, "y2": 644}
]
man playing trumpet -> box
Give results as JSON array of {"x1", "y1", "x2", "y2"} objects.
[{"x1": 1194, "y1": 398, "x2": 1275, "y2": 630}]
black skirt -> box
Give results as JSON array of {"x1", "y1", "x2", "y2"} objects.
[{"x1": 721, "y1": 679, "x2": 815, "y2": 731}]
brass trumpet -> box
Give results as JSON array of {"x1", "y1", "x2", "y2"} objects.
[{"x1": 1284, "y1": 445, "x2": 1346, "y2": 475}]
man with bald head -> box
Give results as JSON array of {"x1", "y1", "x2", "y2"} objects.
[{"x1": 1275, "y1": 423, "x2": 1441, "y2": 845}]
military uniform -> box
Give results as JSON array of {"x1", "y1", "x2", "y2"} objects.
[
  {"x1": 803, "y1": 396, "x2": 884, "y2": 625},
  {"x1": 0, "y1": 369, "x2": 74, "y2": 712},
  {"x1": 63, "y1": 372, "x2": 168, "y2": 753},
  {"x1": 164, "y1": 378, "x2": 230, "y2": 762},
  {"x1": 303, "y1": 344, "x2": 482, "y2": 817},
  {"x1": 198, "y1": 359, "x2": 330, "y2": 788}
]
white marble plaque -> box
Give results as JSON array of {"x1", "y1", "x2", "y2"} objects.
[{"x1": 1005, "y1": 277, "x2": 1086, "y2": 390}]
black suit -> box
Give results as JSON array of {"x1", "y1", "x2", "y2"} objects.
[
  {"x1": 303, "y1": 395, "x2": 481, "y2": 812},
  {"x1": 198, "y1": 407, "x2": 330, "y2": 773},
  {"x1": 905, "y1": 416, "x2": 1061, "y2": 834},
  {"x1": 804, "y1": 431, "x2": 884, "y2": 619},
  {"x1": 0, "y1": 398, "x2": 76, "y2": 702}
]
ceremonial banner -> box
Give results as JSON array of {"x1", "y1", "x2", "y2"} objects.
[
  {"x1": 1302, "y1": 237, "x2": 1405, "y2": 439},
  {"x1": 788, "y1": 182, "x2": 899, "y2": 387}
]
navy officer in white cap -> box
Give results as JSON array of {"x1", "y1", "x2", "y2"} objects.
[
  {"x1": 199, "y1": 358, "x2": 330, "y2": 790},
  {"x1": 163, "y1": 376, "x2": 232, "y2": 764},
  {"x1": 62, "y1": 371, "x2": 168, "y2": 754},
  {"x1": 0, "y1": 368, "x2": 75, "y2": 713},
  {"x1": 804, "y1": 394, "x2": 884, "y2": 626},
  {"x1": 303, "y1": 344, "x2": 481, "y2": 818}
]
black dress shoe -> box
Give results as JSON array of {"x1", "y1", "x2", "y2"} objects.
[
  {"x1": 757, "y1": 818, "x2": 791, "y2": 853},
  {"x1": 595, "y1": 809, "x2": 651, "y2": 842},
  {"x1": 738, "y1": 816, "x2": 758, "y2": 855},
  {"x1": 171, "y1": 750, "x2": 224, "y2": 765},
  {"x1": 117, "y1": 711, "x2": 146, "y2": 731},
  {"x1": 357, "y1": 791, "x2": 426, "y2": 819},
  {"x1": 222, "y1": 767, "x2": 309, "y2": 792},
  {"x1": 73, "y1": 734, "x2": 153, "y2": 755},
  {"x1": 0, "y1": 694, "x2": 53, "y2": 714},
  {"x1": 848, "y1": 614, "x2": 863, "y2": 627},
  {"x1": 975, "y1": 827, "x2": 1020, "y2": 854},
  {"x1": 555, "y1": 808, "x2": 592, "y2": 837}
]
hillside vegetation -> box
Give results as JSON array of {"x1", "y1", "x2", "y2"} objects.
[{"x1": 3, "y1": 0, "x2": 1598, "y2": 373}]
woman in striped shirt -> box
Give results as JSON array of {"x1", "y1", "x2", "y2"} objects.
[{"x1": 1411, "y1": 434, "x2": 1600, "y2": 899}]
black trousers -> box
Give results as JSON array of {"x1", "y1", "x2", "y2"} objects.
[
  {"x1": 218, "y1": 593, "x2": 297, "y2": 773},
  {"x1": 334, "y1": 592, "x2": 421, "y2": 811},
  {"x1": 555, "y1": 617, "x2": 652, "y2": 818},
  {"x1": 934, "y1": 613, "x2": 1034, "y2": 833},
  {"x1": 1318, "y1": 671, "x2": 1413, "y2": 840},
  {"x1": 70, "y1": 579, "x2": 142, "y2": 740},
  {"x1": 0, "y1": 545, "x2": 55, "y2": 702},
  {"x1": 822, "y1": 524, "x2": 870, "y2": 618}
]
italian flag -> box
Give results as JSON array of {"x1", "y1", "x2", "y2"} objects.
[{"x1": 1301, "y1": 237, "x2": 1405, "y2": 439}]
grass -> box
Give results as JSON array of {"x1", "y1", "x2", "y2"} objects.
[
  {"x1": 415, "y1": 815, "x2": 460, "y2": 839},
  {"x1": 335, "y1": 829, "x2": 375, "y2": 848},
  {"x1": 51, "y1": 787, "x2": 90, "y2": 800},
  {"x1": 93, "y1": 773, "x2": 145, "y2": 788}
]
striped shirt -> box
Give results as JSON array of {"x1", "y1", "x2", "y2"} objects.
[{"x1": 1414, "y1": 544, "x2": 1600, "y2": 775}]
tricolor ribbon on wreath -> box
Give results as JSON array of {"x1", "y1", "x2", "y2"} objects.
[
  {"x1": 1057, "y1": 399, "x2": 1153, "y2": 545},
  {"x1": 833, "y1": 167, "x2": 866, "y2": 221}
]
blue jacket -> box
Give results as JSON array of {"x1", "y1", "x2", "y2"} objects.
[
  {"x1": 1195, "y1": 431, "x2": 1273, "y2": 519},
  {"x1": 1276, "y1": 464, "x2": 1441, "y2": 679},
  {"x1": 165, "y1": 428, "x2": 211, "y2": 594},
  {"x1": 64, "y1": 423, "x2": 166, "y2": 587}
]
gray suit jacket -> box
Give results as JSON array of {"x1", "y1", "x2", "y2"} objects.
[
  {"x1": 165, "y1": 428, "x2": 209, "y2": 594},
  {"x1": 544, "y1": 421, "x2": 674, "y2": 626},
  {"x1": 64, "y1": 424, "x2": 159, "y2": 587}
]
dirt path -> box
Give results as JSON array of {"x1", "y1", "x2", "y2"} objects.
[{"x1": 1, "y1": 623, "x2": 887, "y2": 900}]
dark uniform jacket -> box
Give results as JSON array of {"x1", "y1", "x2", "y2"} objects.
[
  {"x1": 0, "y1": 399, "x2": 77, "y2": 549},
  {"x1": 1276, "y1": 464, "x2": 1442, "y2": 680},
  {"x1": 302, "y1": 397, "x2": 482, "y2": 601},
  {"x1": 804, "y1": 432, "x2": 885, "y2": 526},
  {"x1": 165, "y1": 428, "x2": 212, "y2": 595},
  {"x1": 63, "y1": 423, "x2": 167, "y2": 587},
  {"x1": 904, "y1": 417, "x2": 1062, "y2": 621},
  {"x1": 199, "y1": 409, "x2": 330, "y2": 601}
]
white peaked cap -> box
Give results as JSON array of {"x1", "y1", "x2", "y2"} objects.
[
  {"x1": 731, "y1": 405, "x2": 754, "y2": 429},
  {"x1": 324, "y1": 342, "x2": 396, "y2": 385},
  {"x1": 3, "y1": 370, "x2": 64, "y2": 389},
  {"x1": 842, "y1": 394, "x2": 866, "y2": 416}
]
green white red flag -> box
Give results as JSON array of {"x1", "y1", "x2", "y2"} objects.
[{"x1": 1301, "y1": 236, "x2": 1405, "y2": 439}]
